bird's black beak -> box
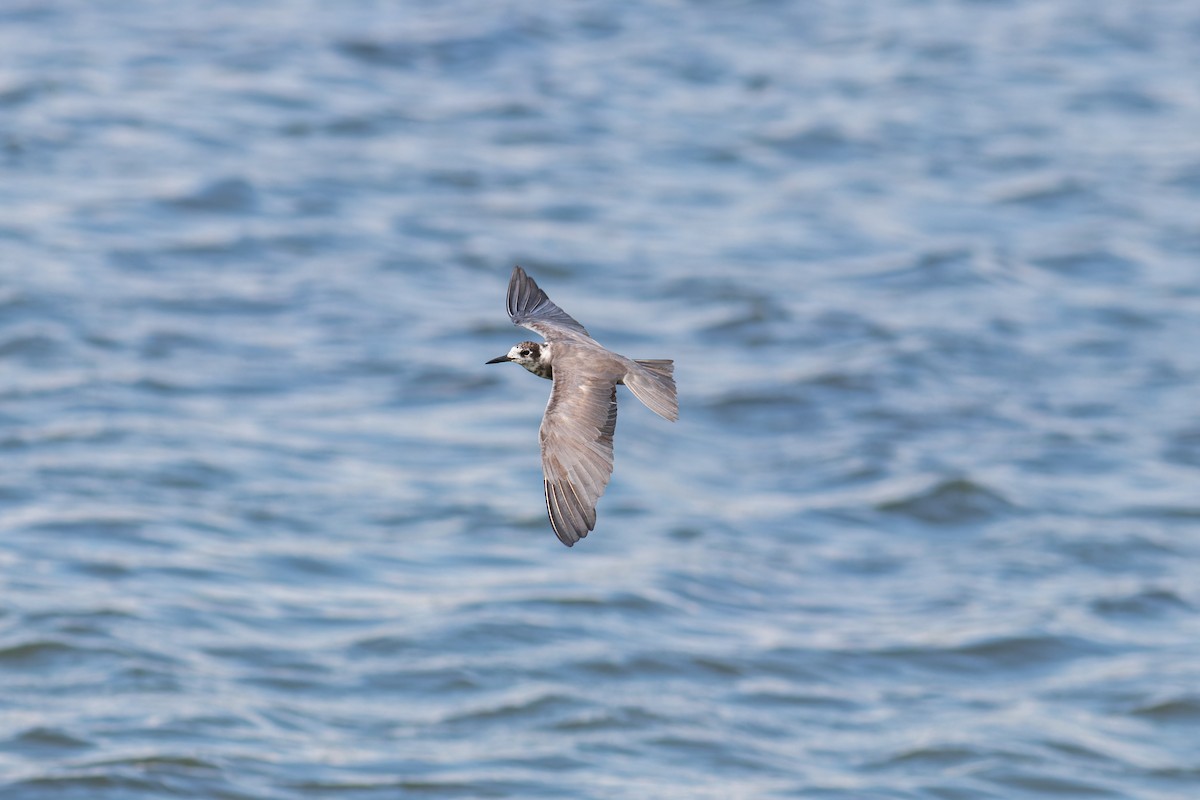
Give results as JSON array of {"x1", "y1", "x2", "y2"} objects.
[{"x1": 486, "y1": 355, "x2": 512, "y2": 364}]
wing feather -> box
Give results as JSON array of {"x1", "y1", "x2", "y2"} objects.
[
  {"x1": 539, "y1": 359, "x2": 619, "y2": 546},
  {"x1": 507, "y1": 266, "x2": 592, "y2": 342}
]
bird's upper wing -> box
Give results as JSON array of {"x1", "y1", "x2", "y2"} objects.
[
  {"x1": 539, "y1": 355, "x2": 619, "y2": 546},
  {"x1": 507, "y1": 266, "x2": 592, "y2": 342}
]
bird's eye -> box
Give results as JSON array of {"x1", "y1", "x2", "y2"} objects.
[{"x1": 520, "y1": 350, "x2": 529, "y2": 356}]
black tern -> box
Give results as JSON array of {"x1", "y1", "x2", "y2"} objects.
[{"x1": 487, "y1": 266, "x2": 677, "y2": 546}]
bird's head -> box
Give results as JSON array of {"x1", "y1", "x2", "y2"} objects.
[{"x1": 486, "y1": 341, "x2": 552, "y2": 379}]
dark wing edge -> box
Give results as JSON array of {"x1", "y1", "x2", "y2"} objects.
[
  {"x1": 507, "y1": 266, "x2": 591, "y2": 339},
  {"x1": 540, "y1": 381, "x2": 618, "y2": 546}
]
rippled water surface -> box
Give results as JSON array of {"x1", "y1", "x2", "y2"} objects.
[{"x1": 3, "y1": 1, "x2": 1200, "y2": 798}]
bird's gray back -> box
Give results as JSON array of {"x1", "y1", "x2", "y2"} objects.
[{"x1": 551, "y1": 339, "x2": 633, "y2": 382}]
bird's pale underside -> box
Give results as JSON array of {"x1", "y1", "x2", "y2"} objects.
[{"x1": 487, "y1": 266, "x2": 677, "y2": 546}]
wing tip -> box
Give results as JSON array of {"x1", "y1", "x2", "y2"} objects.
[
  {"x1": 545, "y1": 478, "x2": 595, "y2": 547},
  {"x1": 507, "y1": 265, "x2": 541, "y2": 325}
]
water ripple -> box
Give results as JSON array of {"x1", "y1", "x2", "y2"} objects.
[{"x1": 3, "y1": 1, "x2": 1199, "y2": 798}]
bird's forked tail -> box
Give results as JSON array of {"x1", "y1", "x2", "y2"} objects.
[{"x1": 624, "y1": 359, "x2": 678, "y2": 422}]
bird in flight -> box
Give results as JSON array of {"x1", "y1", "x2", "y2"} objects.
[{"x1": 487, "y1": 266, "x2": 677, "y2": 546}]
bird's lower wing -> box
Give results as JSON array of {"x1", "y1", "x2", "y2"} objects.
[{"x1": 539, "y1": 372, "x2": 618, "y2": 546}]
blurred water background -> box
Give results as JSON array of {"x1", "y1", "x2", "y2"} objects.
[{"x1": 3, "y1": 1, "x2": 1200, "y2": 798}]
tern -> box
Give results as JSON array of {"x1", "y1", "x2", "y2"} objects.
[{"x1": 487, "y1": 266, "x2": 677, "y2": 546}]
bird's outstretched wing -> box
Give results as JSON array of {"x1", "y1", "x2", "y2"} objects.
[
  {"x1": 507, "y1": 266, "x2": 592, "y2": 341},
  {"x1": 539, "y1": 359, "x2": 618, "y2": 546}
]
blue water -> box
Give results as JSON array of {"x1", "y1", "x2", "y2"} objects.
[{"x1": 3, "y1": 1, "x2": 1200, "y2": 797}]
